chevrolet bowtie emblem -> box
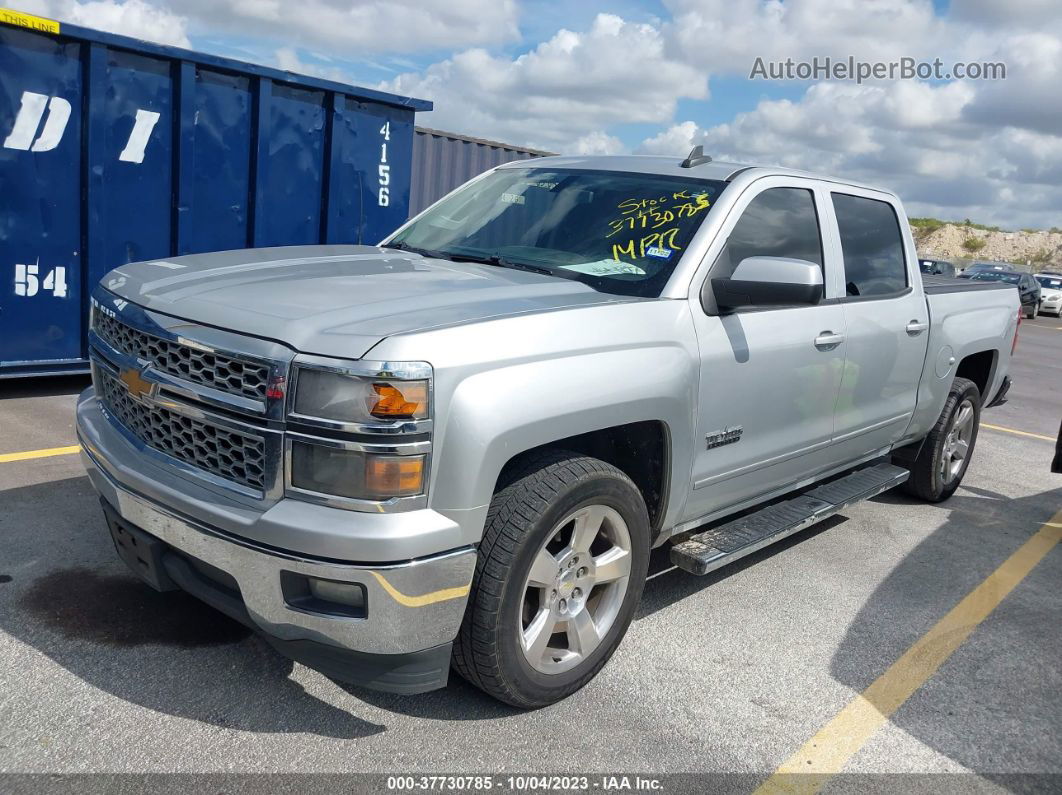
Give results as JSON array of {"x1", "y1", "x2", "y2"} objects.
[{"x1": 118, "y1": 367, "x2": 157, "y2": 402}]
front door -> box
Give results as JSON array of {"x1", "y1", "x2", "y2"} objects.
[{"x1": 684, "y1": 182, "x2": 847, "y2": 523}]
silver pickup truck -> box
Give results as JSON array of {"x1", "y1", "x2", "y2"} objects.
[{"x1": 76, "y1": 151, "x2": 1020, "y2": 707}]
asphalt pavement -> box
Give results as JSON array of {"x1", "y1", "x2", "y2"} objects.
[{"x1": 0, "y1": 315, "x2": 1058, "y2": 788}]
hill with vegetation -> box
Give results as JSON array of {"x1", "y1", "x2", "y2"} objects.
[{"x1": 911, "y1": 218, "x2": 1062, "y2": 270}]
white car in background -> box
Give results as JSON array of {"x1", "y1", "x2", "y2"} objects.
[{"x1": 1035, "y1": 272, "x2": 1062, "y2": 316}]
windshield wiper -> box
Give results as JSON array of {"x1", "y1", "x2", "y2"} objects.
[
  {"x1": 383, "y1": 241, "x2": 454, "y2": 260},
  {"x1": 386, "y1": 243, "x2": 556, "y2": 277},
  {"x1": 446, "y1": 253, "x2": 555, "y2": 277}
]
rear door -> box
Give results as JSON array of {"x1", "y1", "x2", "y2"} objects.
[{"x1": 824, "y1": 189, "x2": 930, "y2": 459}]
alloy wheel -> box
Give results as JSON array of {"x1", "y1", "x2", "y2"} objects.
[
  {"x1": 941, "y1": 398, "x2": 975, "y2": 484},
  {"x1": 518, "y1": 504, "x2": 632, "y2": 674}
]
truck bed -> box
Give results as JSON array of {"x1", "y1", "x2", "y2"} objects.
[
  {"x1": 921, "y1": 275, "x2": 1015, "y2": 294},
  {"x1": 903, "y1": 278, "x2": 1020, "y2": 442}
]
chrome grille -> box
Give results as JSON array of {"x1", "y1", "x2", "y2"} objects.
[
  {"x1": 94, "y1": 311, "x2": 269, "y2": 401},
  {"x1": 97, "y1": 368, "x2": 266, "y2": 490}
]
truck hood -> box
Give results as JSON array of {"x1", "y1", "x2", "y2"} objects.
[{"x1": 103, "y1": 245, "x2": 633, "y2": 359}]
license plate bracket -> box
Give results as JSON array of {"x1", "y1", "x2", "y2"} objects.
[{"x1": 100, "y1": 497, "x2": 179, "y2": 592}]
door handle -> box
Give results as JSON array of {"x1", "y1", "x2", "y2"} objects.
[
  {"x1": 814, "y1": 331, "x2": 844, "y2": 350},
  {"x1": 906, "y1": 320, "x2": 929, "y2": 335}
]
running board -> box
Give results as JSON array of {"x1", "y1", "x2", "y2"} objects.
[{"x1": 670, "y1": 463, "x2": 909, "y2": 576}]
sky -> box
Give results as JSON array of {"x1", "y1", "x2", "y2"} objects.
[{"x1": 18, "y1": 0, "x2": 1062, "y2": 229}]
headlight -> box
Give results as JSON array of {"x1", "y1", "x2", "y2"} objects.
[
  {"x1": 292, "y1": 364, "x2": 430, "y2": 425},
  {"x1": 287, "y1": 359, "x2": 432, "y2": 507},
  {"x1": 289, "y1": 440, "x2": 426, "y2": 500}
]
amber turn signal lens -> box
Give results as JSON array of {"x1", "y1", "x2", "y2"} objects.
[
  {"x1": 364, "y1": 455, "x2": 425, "y2": 497},
  {"x1": 370, "y1": 380, "x2": 428, "y2": 419}
]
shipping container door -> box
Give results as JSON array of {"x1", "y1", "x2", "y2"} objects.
[
  {"x1": 185, "y1": 68, "x2": 252, "y2": 254},
  {"x1": 255, "y1": 82, "x2": 325, "y2": 247},
  {"x1": 348, "y1": 101, "x2": 414, "y2": 245},
  {"x1": 88, "y1": 47, "x2": 173, "y2": 290},
  {"x1": 0, "y1": 27, "x2": 83, "y2": 368}
]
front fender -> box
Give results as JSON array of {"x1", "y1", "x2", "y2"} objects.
[{"x1": 429, "y1": 346, "x2": 696, "y2": 541}]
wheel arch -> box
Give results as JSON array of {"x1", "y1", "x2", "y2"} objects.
[
  {"x1": 954, "y1": 349, "x2": 997, "y2": 399},
  {"x1": 495, "y1": 421, "x2": 672, "y2": 545}
]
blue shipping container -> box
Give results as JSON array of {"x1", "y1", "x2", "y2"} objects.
[{"x1": 0, "y1": 8, "x2": 430, "y2": 377}]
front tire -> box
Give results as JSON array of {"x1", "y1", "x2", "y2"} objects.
[
  {"x1": 900, "y1": 377, "x2": 981, "y2": 502},
  {"x1": 452, "y1": 451, "x2": 650, "y2": 708}
]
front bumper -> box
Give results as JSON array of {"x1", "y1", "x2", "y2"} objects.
[
  {"x1": 77, "y1": 387, "x2": 476, "y2": 692},
  {"x1": 1039, "y1": 296, "x2": 1061, "y2": 314}
]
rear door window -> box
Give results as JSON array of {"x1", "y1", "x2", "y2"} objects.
[{"x1": 832, "y1": 193, "x2": 908, "y2": 297}]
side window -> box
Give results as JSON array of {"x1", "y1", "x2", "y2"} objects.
[
  {"x1": 712, "y1": 187, "x2": 823, "y2": 284},
  {"x1": 832, "y1": 193, "x2": 908, "y2": 297}
]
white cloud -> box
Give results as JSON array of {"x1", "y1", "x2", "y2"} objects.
[
  {"x1": 381, "y1": 13, "x2": 708, "y2": 151},
  {"x1": 177, "y1": 0, "x2": 519, "y2": 54},
  {"x1": 26, "y1": 0, "x2": 518, "y2": 54},
  {"x1": 638, "y1": 79, "x2": 1062, "y2": 228},
  {"x1": 638, "y1": 121, "x2": 701, "y2": 156},
  {"x1": 663, "y1": 0, "x2": 946, "y2": 75},
  {"x1": 572, "y1": 131, "x2": 624, "y2": 155},
  {"x1": 274, "y1": 47, "x2": 352, "y2": 83},
  {"x1": 23, "y1": 0, "x2": 191, "y2": 47},
  {"x1": 623, "y1": 1, "x2": 1062, "y2": 227},
  {"x1": 959, "y1": 32, "x2": 1062, "y2": 136},
  {"x1": 949, "y1": 0, "x2": 1061, "y2": 27}
]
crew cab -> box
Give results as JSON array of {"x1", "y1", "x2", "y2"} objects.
[{"x1": 76, "y1": 151, "x2": 1020, "y2": 707}]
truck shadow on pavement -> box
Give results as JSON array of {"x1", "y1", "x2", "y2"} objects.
[
  {"x1": 340, "y1": 676, "x2": 526, "y2": 719},
  {"x1": 831, "y1": 485, "x2": 1062, "y2": 773},
  {"x1": 1, "y1": 475, "x2": 385, "y2": 739}
]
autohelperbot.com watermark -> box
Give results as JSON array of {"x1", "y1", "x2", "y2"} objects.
[{"x1": 750, "y1": 56, "x2": 1006, "y2": 83}]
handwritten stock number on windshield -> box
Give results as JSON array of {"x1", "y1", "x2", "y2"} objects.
[{"x1": 607, "y1": 191, "x2": 710, "y2": 262}]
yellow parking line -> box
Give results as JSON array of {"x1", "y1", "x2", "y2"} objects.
[
  {"x1": 981, "y1": 423, "x2": 1055, "y2": 442},
  {"x1": 0, "y1": 445, "x2": 81, "y2": 464},
  {"x1": 755, "y1": 510, "x2": 1062, "y2": 794}
]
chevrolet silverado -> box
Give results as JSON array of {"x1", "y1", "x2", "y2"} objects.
[{"x1": 77, "y1": 150, "x2": 1020, "y2": 707}]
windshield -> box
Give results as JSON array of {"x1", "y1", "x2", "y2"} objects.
[
  {"x1": 387, "y1": 167, "x2": 728, "y2": 297},
  {"x1": 970, "y1": 271, "x2": 1021, "y2": 284},
  {"x1": 1036, "y1": 276, "x2": 1062, "y2": 289}
]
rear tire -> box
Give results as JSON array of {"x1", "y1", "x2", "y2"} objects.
[
  {"x1": 1025, "y1": 305, "x2": 1037, "y2": 319},
  {"x1": 899, "y1": 377, "x2": 981, "y2": 502},
  {"x1": 452, "y1": 450, "x2": 650, "y2": 708}
]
